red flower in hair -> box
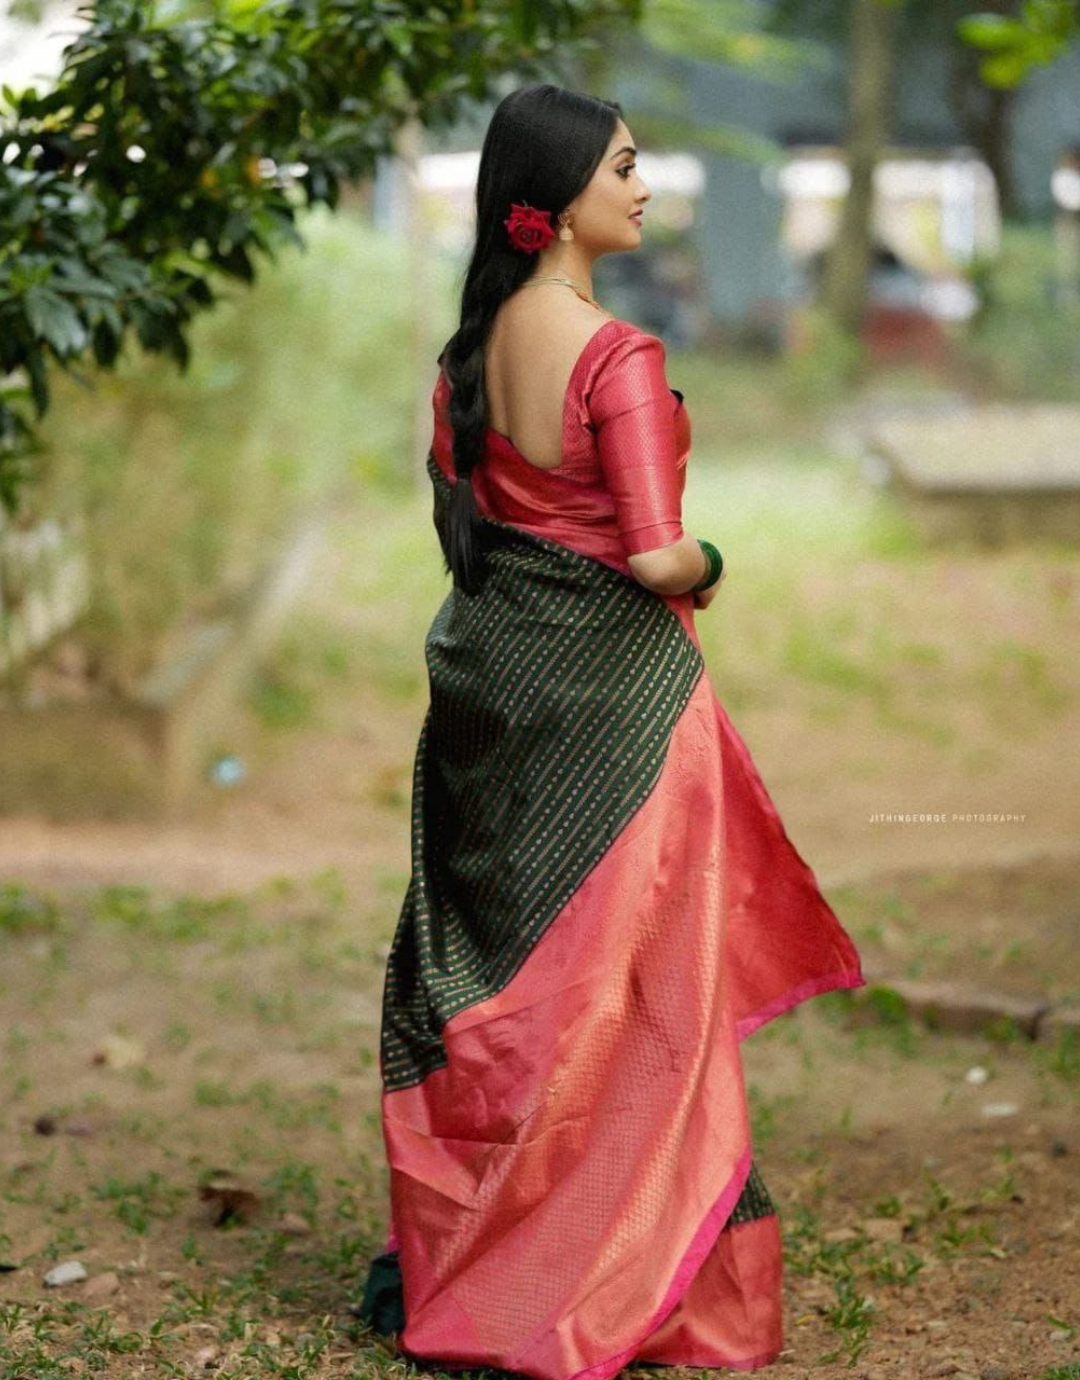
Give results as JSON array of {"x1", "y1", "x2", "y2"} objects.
[{"x1": 504, "y1": 202, "x2": 554, "y2": 253}]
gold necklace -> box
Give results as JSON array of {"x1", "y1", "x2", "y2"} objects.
[{"x1": 520, "y1": 275, "x2": 606, "y2": 313}]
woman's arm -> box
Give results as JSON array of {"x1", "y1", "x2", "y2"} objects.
[
  {"x1": 628, "y1": 533, "x2": 710, "y2": 596},
  {"x1": 590, "y1": 332, "x2": 718, "y2": 599}
]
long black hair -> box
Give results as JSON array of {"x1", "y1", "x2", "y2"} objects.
[{"x1": 439, "y1": 83, "x2": 622, "y2": 595}]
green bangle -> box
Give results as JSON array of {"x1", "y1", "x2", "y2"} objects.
[{"x1": 692, "y1": 539, "x2": 723, "y2": 592}]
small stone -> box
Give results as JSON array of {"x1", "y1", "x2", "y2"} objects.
[
  {"x1": 873, "y1": 979, "x2": 1048, "y2": 1038},
  {"x1": 1039, "y1": 1002, "x2": 1080, "y2": 1039},
  {"x1": 981, "y1": 1102, "x2": 1019, "y2": 1119},
  {"x1": 823, "y1": 1226, "x2": 861, "y2": 1244},
  {"x1": 980, "y1": 1366, "x2": 1009, "y2": 1380},
  {"x1": 191, "y1": 1343, "x2": 220, "y2": 1368},
  {"x1": 862, "y1": 1216, "x2": 905, "y2": 1243},
  {"x1": 926, "y1": 1362, "x2": 959, "y2": 1377},
  {"x1": 926, "y1": 1319, "x2": 949, "y2": 1332},
  {"x1": 276, "y1": 1212, "x2": 311, "y2": 1236},
  {"x1": 1049, "y1": 1328, "x2": 1072, "y2": 1344},
  {"x1": 208, "y1": 753, "x2": 246, "y2": 788},
  {"x1": 965, "y1": 1066, "x2": 990, "y2": 1085},
  {"x1": 90, "y1": 1034, "x2": 146, "y2": 1070},
  {"x1": 82, "y1": 1270, "x2": 119, "y2": 1301},
  {"x1": 44, "y1": 1260, "x2": 88, "y2": 1287}
]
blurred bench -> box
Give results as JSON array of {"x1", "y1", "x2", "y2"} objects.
[{"x1": 864, "y1": 403, "x2": 1080, "y2": 545}]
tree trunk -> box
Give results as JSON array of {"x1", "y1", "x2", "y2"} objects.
[
  {"x1": 946, "y1": 38, "x2": 1019, "y2": 218},
  {"x1": 822, "y1": 0, "x2": 903, "y2": 336}
]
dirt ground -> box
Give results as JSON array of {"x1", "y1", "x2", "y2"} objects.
[
  {"x1": 829, "y1": 851, "x2": 1080, "y2": 1006},
  {"x1": 0, "y1": 870, "x2": 1076, "y2": 1380},
  {"x1": 1, "y1": 494, "x2": 1078, "y2": 1379}
]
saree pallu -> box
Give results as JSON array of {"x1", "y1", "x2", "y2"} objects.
[{"x1": 362, "y1": 453, "x2": 865, "y2": 1378}]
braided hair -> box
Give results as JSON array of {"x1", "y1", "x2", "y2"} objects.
[{"x1": 439, "y1": 83, "x2": 621, "y2": 595}]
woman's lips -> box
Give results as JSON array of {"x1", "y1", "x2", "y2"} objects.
[{"x1": 629, "y1": 212, "x2": 643, "y2": 224}]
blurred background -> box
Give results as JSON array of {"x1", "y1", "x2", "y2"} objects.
[
  {"x1": 1, "y1": 0, "x2": 1078, "y2": 876},
  {"x1": 1, "y1": 6, "x2": 1079, "y2": 1371}
]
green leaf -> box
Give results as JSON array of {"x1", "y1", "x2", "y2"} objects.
[
  {"x1": 24, "y1": 286, "x2": 89, "y2": 355},
  {"x1": 955, "y1": 14, "x2": 1029, "y2": 49},
  {"x1": 53, "y1": 263, "x2": 121, "y2": 299},
  {"x1": 979, "y1": 48, "x2": 1038, "y2": 86},
  {"x1": 1020, "y1": 0, "x2": 1075, "y2": 38},
  {"x1": 95, "y1": 250, "x2": 150, "y2": 292}
]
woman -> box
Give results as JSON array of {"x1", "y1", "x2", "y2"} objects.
[{"x1": 357, "y1": 83, "x2": 865, "y2": 1377}]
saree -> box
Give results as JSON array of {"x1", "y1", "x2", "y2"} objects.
[{"x1": 358, "y1": 321, "x2": 865, "y2": 1378}]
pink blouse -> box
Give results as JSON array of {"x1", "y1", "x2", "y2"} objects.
[{"x1": 431, "y1": 317, "x2": 691, "y2": 582}]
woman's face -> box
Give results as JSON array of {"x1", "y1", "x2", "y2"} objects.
[{"x1": 566, "y1": 118, "x2": 651, "y2": 254}]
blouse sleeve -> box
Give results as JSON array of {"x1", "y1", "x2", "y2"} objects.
[{"x1": 586, "y1": 330, "x2": 684, "y2": 557}]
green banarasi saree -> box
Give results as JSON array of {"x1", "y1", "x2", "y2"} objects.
[{"x1": 358, "y1": 451, "x2": 864, "y2": 1379}]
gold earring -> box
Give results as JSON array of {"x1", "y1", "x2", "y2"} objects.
[{"x1": 557, "y1": 211, "x2": 574, "y2": 243}]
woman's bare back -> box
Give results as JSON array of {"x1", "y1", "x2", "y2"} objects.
[{"x1": 483, "y1": 290, "x2": 616, "y2": 470}]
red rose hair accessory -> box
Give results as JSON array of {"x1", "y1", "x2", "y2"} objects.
[{"x1": 504, "y1": 202, "x2": 555, "y2": 253}]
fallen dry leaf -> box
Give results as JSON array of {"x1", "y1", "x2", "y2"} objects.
[
  {"x1": 82, "y1": 1270, "x2": 120, "y2": 1301},
  {"x1": 861, "y1": 1215, "x2": 905, "y2": 1242},
  {"x1": 198, "y1": 1177, "x2": 262, "y2": 1226}
]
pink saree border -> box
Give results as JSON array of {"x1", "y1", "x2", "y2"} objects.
[
  {"x1": 564, "y1": 1144, "x2": 755, "y2": 1380},
  {"x1": 735, "y1": 966, "x2": 865, "y2": 1041},
  {"x1": 379, "y1": 968, "x2": 863, "y2": 1263}
]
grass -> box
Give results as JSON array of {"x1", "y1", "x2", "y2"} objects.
[
  {"x1": 18, "y1": 204, "x2": 1080, "y2": 773},
  {"x1": 1, "y1": 864, "x2": 1076, "y2": 1377},
  {"x1": 777, "y1": 1149, "x2": 1067, "y2": 1366},
  {"x1": 0, "y1": 870, "x2": 398, "y2": 1376},
  {"x1": 956, "y1": 220, "x2": 1080, "y2": 401},
  {"x1": 312, "y1": 442, "x2": 1077, "y2": 792}
]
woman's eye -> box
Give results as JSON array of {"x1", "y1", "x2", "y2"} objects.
[{"x1": 617, "y1": 164, "x2": 636, "y2": 179}]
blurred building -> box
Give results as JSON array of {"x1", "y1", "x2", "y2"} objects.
[
  {"x1": 635, "y1": 16, "x2": 1080, "y2": 342},
  {"x1": 377, "y1": 8, "x2": 1079, "y2": 347}
]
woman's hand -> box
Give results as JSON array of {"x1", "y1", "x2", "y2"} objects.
[{"x1": 692, "y1": 564, "x2": 726, "y2": 610}]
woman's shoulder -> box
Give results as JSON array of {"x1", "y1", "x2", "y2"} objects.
[
  {"x1": 434, "y1": 315, "x2": 662, "y2": 406},
  {"x1": 577, "y1": 317, "x2": 669, "y2": 401}
]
